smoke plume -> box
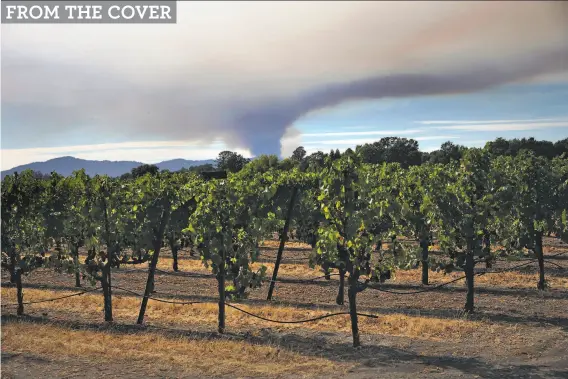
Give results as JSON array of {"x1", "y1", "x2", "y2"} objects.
[{"x1": 2, "y1": 1, "x2": 567, "y2": 157}]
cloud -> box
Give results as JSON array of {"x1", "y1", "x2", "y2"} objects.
[
  {"x1": 307, "y1": 135, "x2": 459, "y2": 146},
  {"x1": 302, "y1": 129, "x2": 425, "y2": 137},
  {"x1": 280, "y1": 126, "x2": 302, "y2": 158},
  {"x1": 2, "y1": 1, "x2": 568, "y2": 159},
  {"x1": 8, "y1": 140, "x2": 225, "y2": 153},
  {"x1": 417, "y1": 118, "x2": 568, "y2": 125},
  {"x1": 433, "y1": 121, "x2": 568, "y2": 131}
]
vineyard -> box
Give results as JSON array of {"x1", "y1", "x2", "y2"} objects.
[{"x1": 2, "y1": 148, "x2": 568, "y2": 378}]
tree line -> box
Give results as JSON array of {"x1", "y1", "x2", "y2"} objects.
[{"x1": 112, "y1": 137, "x2": 568, "y2": 179}]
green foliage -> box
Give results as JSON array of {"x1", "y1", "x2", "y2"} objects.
[
  {"x1": 304, "y1": 151, "x2": 328, "y2": 172},
  {"x1": 429, "y1": 149, "x2": 494, "y2": 272},
  {"x1": 291, "y1": 146, "x2": 307, "y2": 161},
  {"x1": 245, "y1": 155, "x2": 280, "y2": 174},
  {"x1": 426, "y1": 141, "x2": 467, "y2": 165},
  {"x1": 186, "y1": 172, "x2": 273, "y2": 298},
  {"x1": 492, "y1": 151, "x2": 559, "y2": 253},
  {"x1": 484, "y1": 137, "x2": 560, "y2": 160},
  {"x1": 215, "y1": 151, "x2": 250, "y2": 173},
  {"x1": 179, "y1": 163, "x2": 216, "y2": 174},
  {"x1": 1, "y1": 170, "x2": 48, "y2": 276},
  {"x1": 292, "y1": 186, "x2": 323, "y2": 248},
  {"x1": 552, "y1": 157, "x2": 568, "y2": 242},
  {"x1": 3, "y1": 138, "x2": 567, "y2": 323},
  {"x1": 314, "y1": 153, "x2": 397, "y2": 279},
  {"x1": 131, "y1": 164, "x2": 160, "y2": 178},
  {"x1": 356, "y1": 137, "x2": 422, "y2": 168}
]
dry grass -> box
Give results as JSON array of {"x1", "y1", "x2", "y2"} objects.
[
  {"x1": 5, "y1": 241, "x2": 565, "y2": 376},
  {"x1": 1, "y1": 322, "x2": 343, "y2": 378},
  {"x1": 544, "y1": 245, "x2": 568, "y2": 254},
  {"x1": 154, "y1": 256, "x2": 324, "y2": 279},
  {"x1": 2, "y1": 287, "x2": 483, "y2": 342},
  {"x1": 260, "y1": 240, "x2": 313, "y2": 249},
  {"x1": 152, "y1": 256, "x2": 568, "y2": 290},
  {"x1": 474, "y1": 271, "x2": 568, "y2": 288},
  {"x1": 392, "y1": 270, "x2": 568, "y2": 289},
  {"x1": 70, "y1": 239, "x2": 567, "y2": 289}
]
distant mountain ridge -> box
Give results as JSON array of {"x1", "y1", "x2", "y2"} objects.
[{"x1": 1, "y1": 156, "x2": 216, "y2": 179}]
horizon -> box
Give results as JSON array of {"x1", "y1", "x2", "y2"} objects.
[
  {"x1": 2, "y1": 1, "x2": 568, "y2": 170},
  {"x1": 2, "y1": 133, "x2": 566, "y2": 173}
]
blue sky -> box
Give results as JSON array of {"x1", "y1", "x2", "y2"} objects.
[{"x1": 292, "y1": 81, "x2": 568, "y2": 155}]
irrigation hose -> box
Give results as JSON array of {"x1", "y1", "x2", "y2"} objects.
[
  {"x1": 366, "y1": 250, "x2": 567, "y2": 295},
  {"x1": 225, "y1": 303, "x2": 378, "y2": 324},
  {"x1": 1, "y1": 286, "x2": 102, "y2": 307},
  {"x1": 2, "y1": 252, "x2": 564, "y2": 309},
  {"x1": 110, "y1": 285, "x2": 208, "y2": 305}
]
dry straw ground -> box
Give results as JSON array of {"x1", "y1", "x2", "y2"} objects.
[{"x1": 2, "y1": 240, "x2": 568, "y2": 378}]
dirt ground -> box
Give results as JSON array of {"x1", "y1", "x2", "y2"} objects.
[{"x1": 2, "y1": 238, "x2": 568, "y2": 378}]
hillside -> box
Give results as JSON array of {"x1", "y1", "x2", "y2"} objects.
[{"x1": 1, "y1": 156, "x2": 215, "y2": 179}]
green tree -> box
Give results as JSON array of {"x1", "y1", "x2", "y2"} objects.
[
  {"x1": 215, "y1": 151, "x2": 249, "y2": 173},
  {"x1": 492, "y1": 151, "x2": 560, "y2": 289},
  {"x1": 131, "y1": 164, "x2": 160, "y2": 178},
  {"x1": 552, "y1": 157, "x2": 568, "y2": 242},
  {"x1": 292, "y1": 186, "x2": 323, "y2": 249},
  {"x1": 395, "y1": 164, "x2": 441, "y2": 285},
  {"x1": 187, "y1": 172, "x2": 273, "y2": 333},
  {"x1": 314, "y1": 153, "x2": 398, "y2": 346},
  {"x1": 427, "y1": 141, "x2": 466, "y2": 165},
  {"x1": 60, "y1": 170, "x2": 94, "y2": 287},
  {"x1": 85, "y1": 176, "x2": 133, "y2": 321},
  {"x1": 246, "y1": 155, "x2": 280, "y2": 173},
  {"x1": 277, "y1": 157, "x2": 297, "y2": 171},
  {"x1": 263, "y1": 168, "x2": 317, "y2": 300},
  {"x1": 42, "y1": 172, "x2": 73, "y2": 263},
  {"x1": 1, "y1": 171, "x2": 54, "y2": 314},
  {"x1": 305, "y1": 151, "x2": 328, "y2": 172},
  {"x1": 180, "y1": 163, "x2": 215, "y2": 173},
  {"x1": 136, "y1": 171, "x2": 198, "y2": 324},
  {"x1": 291, "y1": 146, "x2": 307, "y2": 161},
  {"x1": 163, "y1": 172, "x2": 200, "y2": 271},
  {"x1": 356, "y1": 137, "x2": 422, "y2": 168},
  {"x1": 554, "y1": 138, "x2": 568, "y2": 158},
  {"x1": 432, "y1": 149, "x2": 494, "y2": 312},
  {"x1": 485, "y1": 137, "x2": 556, "y2": 159}
]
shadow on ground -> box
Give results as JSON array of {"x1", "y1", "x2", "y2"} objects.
[{"x1": 2, "y1": 314, "x2": 566, "y2": 379}]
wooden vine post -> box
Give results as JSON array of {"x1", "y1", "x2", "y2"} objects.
[
  {"x1": 136, "y1": 208, "x2": 171, "y2": 324},
  {"x1": 266, "y1": 186, "x2": 299, "y2": 300}
]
